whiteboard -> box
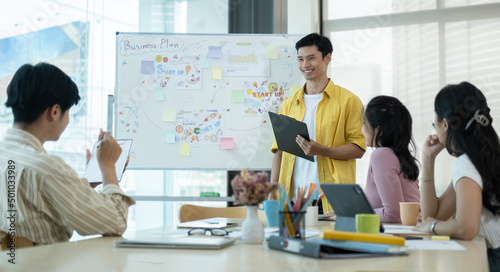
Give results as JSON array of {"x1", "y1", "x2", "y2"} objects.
[{"x1": 115, "y1": 33, "x2": 305, "y2": 169}]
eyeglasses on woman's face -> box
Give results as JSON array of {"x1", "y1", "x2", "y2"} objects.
[{"x1": 187, "y1": 228, "x2": 229, "y2": 236}]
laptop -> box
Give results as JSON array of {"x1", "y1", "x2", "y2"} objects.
[
  {"x1": 114, "y1": 236, "x2": 236, "y2": 250},
  {"x1": 320, "y1": 184, "x2": 384, "y2": 233}
]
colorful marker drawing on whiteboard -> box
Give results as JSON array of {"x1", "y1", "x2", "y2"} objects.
[
  {"x1": 210, "y1": 81, "x2": 229, "y2": 104},
  {"x1": 279, "y1": 60, "x2": 295, "y2": 78},
  {"x1": 241, "y1": 80, "x2": 290, "y2": 115},
  {"x1": 174, "y1": 109, "x2": 224, "y2": 145},
  {"x1": 151, "y1": 54, "x2": 201, "y2": 89},
  {"x1": 124, "y1": 102, "x2": 141, "y2": 119}
]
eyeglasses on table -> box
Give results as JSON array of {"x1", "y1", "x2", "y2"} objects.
[{"x1": 187, "y1": 228, "x2": 229, "y2": 236}]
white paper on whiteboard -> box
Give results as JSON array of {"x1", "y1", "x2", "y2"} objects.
[{"x1": 84, "y1": 139, "x2": 133, "y2": 184}]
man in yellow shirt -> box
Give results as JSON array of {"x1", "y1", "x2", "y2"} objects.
[{"x1": 271, "y1": 33, "x2": 366, "y2": 214}]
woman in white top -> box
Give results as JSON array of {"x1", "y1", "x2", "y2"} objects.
[{"x1": 414, "y1": 82, "x2": 500, "y2": 272}]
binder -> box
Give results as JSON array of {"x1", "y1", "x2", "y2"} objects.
[
  {"x1": 268, "y1": 236, "x2": 408, "y2": 259},
  {"x1": 268, "y1": 112, "x2": 314, "y2": 162},
  {"x1": 320, "y1": 230, "x2": 406, "y2": 246}
]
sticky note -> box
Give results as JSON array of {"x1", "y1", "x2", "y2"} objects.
[
  {"x1": 200, "y1": 56, "x2": 210, "y2": 69},
  {"x1": 220, "y1": 137, "x2": 234, "y2": 150},
  {"x1": 290, "y1": 84, "x2": 301, "y2": 96},
  {"x1": 165, "y1": 130, "x2": 175, "y2": 144},
  {"x1": 181, "y1": 143, "x2": 190, "y2": 156},
  {"x1": 265, "y1": 46, "x2": 279, "y2": 59},
  {"x1": 207, "y1": 46, "x2": 222, "y2": 59},
  {"x1": 431, "y1": 236, "x2": 450, "y2": 241},
  {"x1": 141, "y1": 60, "x2": 155, "y2": 74},
  {"x1": 155, "y1": 88, "x2": 164, "y2": 102},
  {"x1": 162, "y1": 109, "x2": 176, "y2": 122},
  {"x1": 213, "y1": 67, "x2": 222, "y2": 80},
  {"x1": 231, "y1": 90, "x2": 245, "y2": 103}
]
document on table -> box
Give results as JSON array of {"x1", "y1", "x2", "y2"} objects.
[
  {"x1": 84, "y1": 139, "x2": 132, "y2": 184},
  {"x1": 405, "y1": 240, "x2": 466, "y2": 251},
  {"x1": 229, "y1": 228, "x2": 320, "y2": 239},
  {"x1": 383, "y1": 225, "x2": 428, "y2": 235}
]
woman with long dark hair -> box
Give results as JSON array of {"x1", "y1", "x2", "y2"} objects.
[
  {"x1": 363, "y1": 96, "x2": 420, "y2": 223},
  {"x1": 414, "y1": 82, "x2": 500, "y2": 271}
]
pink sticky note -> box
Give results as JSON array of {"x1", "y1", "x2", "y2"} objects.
[{"x1": 220, "y1": 137, "x2": 234, "y2": 150}]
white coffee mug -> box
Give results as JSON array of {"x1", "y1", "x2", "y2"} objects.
[{"x1": 305, "y1": 206, "x2": 319, "y2": 227}]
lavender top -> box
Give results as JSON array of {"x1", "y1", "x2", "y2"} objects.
[{"x1": 365, "y1": 147, "x2": 420, "y2": 223}]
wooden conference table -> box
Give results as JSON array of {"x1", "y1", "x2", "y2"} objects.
[{"x1": 0, "y1": 221, "x2": 490, "y2": 272}]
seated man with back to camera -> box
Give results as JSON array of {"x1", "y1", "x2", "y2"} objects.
[{"x1": 0, "y1": 62, "x2": 135, "y2": 245}]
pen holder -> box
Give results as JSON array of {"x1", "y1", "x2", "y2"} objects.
[{"x1": 279, "y1": 211, "x2": 306, "y2": 239}]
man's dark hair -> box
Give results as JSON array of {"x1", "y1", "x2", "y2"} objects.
[
  {"x1": 295, "y1": 33, "x2": 333, "y2": 58},
  {"x1": 5, "y1": 62, "x2": 80, "y2": 124}
]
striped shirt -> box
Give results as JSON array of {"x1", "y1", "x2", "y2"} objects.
[{"x1": 0, "y1": 128, "x2": 136, "y2": 245}]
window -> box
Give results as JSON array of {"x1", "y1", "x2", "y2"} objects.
[
  {"x1": 324, "y1": 1, "x2": 500, "y2": 194},
  {"x1": 0, "y1": 0, "x2": 230, "y2": 233}
]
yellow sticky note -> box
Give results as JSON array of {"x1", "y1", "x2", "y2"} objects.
[
  {"x1": 290, "y1": 84, "x2": 300, "y2": 96},
  {"x1": 162, "y1": 109, "x2": 176, "y2": 122},
  {"x1": 180, "y1": 143, "x2": 190, "y2": 156},
  {"x1": 265, "y1": 46, "x2": 279, "y2": 59},
  {"x1": 213, "y1": 67, "x2": 222, "y2": 80},
  {"x1": 431, "y1": 236, "x2": 450, "y2": 241}
]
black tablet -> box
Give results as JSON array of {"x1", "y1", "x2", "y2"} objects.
[
  {"x1": 320, "y1": 184, "x2": 384, "y2": 233},
  {"x1": 268, "y1": 112, "x2": 314, "y2": 162}
]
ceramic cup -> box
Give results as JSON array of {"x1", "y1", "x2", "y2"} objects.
[
  {"x1": 260, "y1": 200, "x2": 279, "y2": 227},
  {"x1": 305, "y1": 206, "x2": 319, "y2": 227},
  {"x1": 355, "y1": 214, "x2": 380, "y2": 234},
  {"x1": 400, "y1": 202, "x2": 420, "y2": 226}
]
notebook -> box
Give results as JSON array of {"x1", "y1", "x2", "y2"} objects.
[
  {"x1": 268, "y1": 236, "x2": 408, "y2": 259},
  {"x1": 84, "y1": 139, "x2": 133, "y2": 184},
  {"x1": 114, "y1": 236, "x2": 236, "y2": 250},
  {"x1": 177, "y1": 217, "x2": 238, "y2": 229},
  {"x1": 320, "y1": 184, "x2": 384, "y2": 233}
]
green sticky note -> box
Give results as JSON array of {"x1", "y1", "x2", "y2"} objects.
[
  {"x1": 163, "y1": 109, "x2": 176, "y2": 122},
  {"x1": 165, "y1": 130, "x2": 175, "y2": 144},
  {"x1": 200, "y1": 56, "x2": 210, "y2": 69},
  {"x1": 231, "y1": 90, "x2": 245, "y2": 103},
  {"x1": 155, "y1": 88, "x2": 165, "y2": 102}
]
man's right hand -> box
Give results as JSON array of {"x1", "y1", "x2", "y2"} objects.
[
  {"x1": 96, "y1": 130, "x2": 121, "y2": 185},
  {"x1": 96, "y1": 130, "x2": 122, "y2": 168}
]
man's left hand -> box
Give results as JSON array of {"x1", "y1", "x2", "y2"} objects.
[{"x1": 296, "y1": 135, "x2": 323, "y2": 156}]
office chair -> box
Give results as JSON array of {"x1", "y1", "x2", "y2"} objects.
[{"x1": 0, "y1": 231, "x2": 34, "y2": 250}]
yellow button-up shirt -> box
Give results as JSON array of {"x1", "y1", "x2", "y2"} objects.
[{"x1": 271, "y1": 79, "x2": 366, "y2": 212}]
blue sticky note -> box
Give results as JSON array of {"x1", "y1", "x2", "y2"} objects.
[
  {"x1": 141, "y1": 60, "x2": 155, "y2": 74},
  {"x1": 155, "y1": 89, "x2": 164, "y2": 102},
  {"x1": 165, "y1": 130, "x2": 175, "y2": 144},
  {"x1": 207, "y1": 46, "x2": 222, "y2": 59},
  {"x1": 200, "y1": 56, "x2": 210, "y2": 69}
]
